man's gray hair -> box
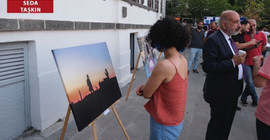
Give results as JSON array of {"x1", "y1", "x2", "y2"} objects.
[
  {"x1": 248, "y1": 19, "x2": 256, "y2": 23},
  {"x1": 218, "y1": 10, "x2": 238, "y2": 29}
]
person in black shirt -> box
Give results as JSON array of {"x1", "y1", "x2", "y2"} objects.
[
  {"x1": 187, "y1": 21, "x2": 205, "y2": 73},
  {"x1": 232, "y1": 20, "x2": 257, "y2": 50},
  {"x1": 231, "y1": 20, "x2": 258, "y2": 110},
  {"x1": 231, "y1": 20, "x2": 257, "y2": 110}
]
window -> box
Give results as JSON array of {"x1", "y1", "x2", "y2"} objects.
[
  {"x1": 148, "y1": 0, "x2": 153, "y2": 8},
  {"x1": 160, "y1": 0, "x2": 163, "y2": 13},
  {"x1": 155, "y1": 0, "x2": 159, "y2": 10}
]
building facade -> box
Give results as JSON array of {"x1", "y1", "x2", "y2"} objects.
[{"x1": 0, "y1": 0, "x2": 165, "y2": 139}]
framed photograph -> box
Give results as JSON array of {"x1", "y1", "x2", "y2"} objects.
[
  {"x1": 52, "y1": 42, "x2": 122, "y2": 131},
  {"x1": 137, "y1": 37, "x2": 157, "y2": 78}
]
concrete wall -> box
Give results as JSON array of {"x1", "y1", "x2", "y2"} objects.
[{"x1": 0, "y1": 0, "x2": 162, "y2": 130}]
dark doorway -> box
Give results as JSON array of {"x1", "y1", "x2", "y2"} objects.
[{"x1": 130, "y1": 33, "x2": 135, "y2": 70}]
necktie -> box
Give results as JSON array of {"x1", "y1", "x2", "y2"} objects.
[
  {"x1": 229, "y1": 38, "x2": 246, "y2": 80},
  {"x1": 229, "y1": 38, "x2": 238, "y2": 53}
]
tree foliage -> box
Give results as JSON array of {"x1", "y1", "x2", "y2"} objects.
[
  {"x1": 166, "y1": 0, "x2": 232, "y2": 20},
  {"x1": 166, "y1": 0, "x2": 269, "y2": 28},
  {"x1": 166, "y1": 0, "x2": 188, "y2": 17},
  {"x1": 186, "y1": 0, "x2": 208, "y2": 20},
  {"x1": 231, "y1": 0, "x2": 248, "y2": 14},
  {"x1": 260, "y1": 0, "x2": 270, "y2": 28},
  {"x1": 204, "y1": 0, "x2": 232, "y2": 17},
  {"x1": 241, "y1": 0, "x2": 264, "y2": 21}
]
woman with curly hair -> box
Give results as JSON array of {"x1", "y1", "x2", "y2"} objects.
[{"x1": 136, "y1": 17, "x2": 190, "y2": 140}]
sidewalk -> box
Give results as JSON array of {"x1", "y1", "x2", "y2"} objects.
[{"x1": 21, "y1": 52, "x2": 264, "y2": 140}]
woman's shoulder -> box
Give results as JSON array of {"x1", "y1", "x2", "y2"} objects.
[
  {"x1": 154, "y1": 59, "x2": 175, "y2": 74},
  {"x1": 156, "y1": 59, "x2": 174, "y2": 68}
]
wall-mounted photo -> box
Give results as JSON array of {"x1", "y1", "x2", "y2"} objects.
[
  {"x1": 52, "y1": 42, "x2": 122, "y2": 131},
  {"x1": 137, "y1": 37, "x2": 157, "y2": 78}
]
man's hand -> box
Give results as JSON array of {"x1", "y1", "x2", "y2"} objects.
[
  {"x1": 245, "y1": 40, "x2": 263, "y2": 51},
  {"x1": 232, "y1": 52, "x2": 246, "y2": 65},
  {"x1": 253, "y1": 55, "x2": 264, "y2": 66},
  {"x1": 252, "y1": 55, "x2": 266, "y2": 87},
  {"x1": 248, "y1": 39, "x2": 257, "y2": 46},
  {"x1": 262, "y1": 45, "x2": 266, "y2": 51}
]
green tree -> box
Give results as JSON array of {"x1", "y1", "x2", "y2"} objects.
[
  {"x1": 166, "y1": 0, "x2": 232, "y2": 22},
  {"x1": 185, "y1": 0, "x2": 207, "y2": 20},
  {"x1": 205, "y1": 0, "x2": 232, "y2": 16},
  {"x1": 260, "y1": 0, "x2": 270, "y2": 28},
  {"x1": 166, "y1": 0, "x2": 188, "y2": 17},
  {"x1": 166, "y1": 0, "x2": 268, "y2": 27},
  {"x1": 184, "y1": 0, "x2": 232, "y2": 21},
  {"x1": 241, "y1": 0, "x2": 264, "y2": 21},
  {"x1": 231, "y1": 0, "x2": 248, "y2": 15}
]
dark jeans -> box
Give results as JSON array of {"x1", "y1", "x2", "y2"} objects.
[
  {"x1": 241, "y1": 65, "x2": 258, "y2": 102},
  {"x1": 205, "y1": 104, "x2": 237, "y2": 140},
  {"x1": 256, "y1": 119, "x2": 270, "y2": 140},
  {"x1": 262, "y1": 50, "x2": 267, "y2": 57},
  {"x1": 261, "y1": 50, "x2": 267, "y2": 66}
]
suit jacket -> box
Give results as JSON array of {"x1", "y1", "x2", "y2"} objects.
[{"x1": 202, "y1": 30, "x2": 243, "y2": 107}]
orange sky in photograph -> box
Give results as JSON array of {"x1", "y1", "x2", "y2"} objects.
[
  {"x1": 67, "y1": 72, "x2": 116, "y2": 104},
  {"x1": 52, "y1": 43, "x2": 117, "y2": 104}
]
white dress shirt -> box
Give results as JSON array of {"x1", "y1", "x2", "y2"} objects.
[{"x1": 220, "y1": 29, "x2": 243, "y2": 80}]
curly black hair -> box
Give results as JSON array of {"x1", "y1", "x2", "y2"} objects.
[{"x1": 146, "y1": 17, "x2": 190, "y2": 52}]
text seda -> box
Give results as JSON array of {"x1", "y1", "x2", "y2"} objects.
[{"x1": 20, "y1": 1, "x2": 41, "y2": 13}]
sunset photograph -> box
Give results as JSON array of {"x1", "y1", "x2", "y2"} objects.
[{"x1": 52, "y1": 42, "x2": 122, "y2": 131}]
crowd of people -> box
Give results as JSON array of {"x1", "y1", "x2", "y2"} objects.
[{"x1": 135, "y1": 10, "x2": 270, "y2": 140}]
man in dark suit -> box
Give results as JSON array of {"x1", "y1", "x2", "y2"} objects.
[{"x1": 202, "y1": 10, "x2": 247, "y2": 140}]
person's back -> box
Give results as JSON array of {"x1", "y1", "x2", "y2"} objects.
[
  {"x1": 136, "y1": 17, "x2": 190, "y2": 140},
  {"x1": 253, "y1": 55, "x2": 270, "y2": 140},
  {"x1": 255, "y1": 55, "x2": 270, "y2": 120},
  {"x1": 145, "y1": 54, "x2": 188, "y2": 125}
]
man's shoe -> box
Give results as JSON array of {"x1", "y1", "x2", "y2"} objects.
[
  {"x1": 252, "y1": 101, "x2": 257, "y2": 107},
  {"x1": 241, "y1": 100, "x2": 248, "y2": 106},
  {"x1": 236, "y1": 106, "x2": 241, "y2": 111},
  {"x1": 193, "y1": 69, "x2": 199, "y2": 73}
]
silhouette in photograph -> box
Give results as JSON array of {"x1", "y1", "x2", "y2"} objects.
[
  {"x1": 52, "y1": 42, "x2": 122, "y2": 131},
  {"x1": 87, "y1": 74, "x2": 94, "y2": 93}
]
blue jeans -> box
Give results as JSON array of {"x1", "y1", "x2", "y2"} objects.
[
  {"x1": 179, "y1": 48, "x2": 186, "y2": 54},
  {"x1": 150, "y1": 116, "x2": 184, "y2": 140},
  {"x1": 188, "y1": 48, "x2": 202, "y2": 70},
  {"x1": 256, "y1": 119, "x2": 270, "y2": 140},
  {"x1": 241, "y1": 65, "x2": 258, "y2": 102}
]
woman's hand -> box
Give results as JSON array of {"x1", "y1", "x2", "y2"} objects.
[{"x1": 136, "y1": 85, "x2": 144, "y2": 96}]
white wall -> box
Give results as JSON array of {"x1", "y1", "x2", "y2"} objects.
[
  {"x1": 118, "y1": 2, "x2": 161, "y2": 24},
  {"x1": 0, "y1": 29, "x2": 148, "y2": 130},
  {"x1": 0, "y1": 0, "x2": 161, "y2": 24},
  {"x1": 1, "y1": 0, "x2": 117, "y2": 22},
  {"x1": 0, "y1": 0, "x2": 161, "y2": 130}
]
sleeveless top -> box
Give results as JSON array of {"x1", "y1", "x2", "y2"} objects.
[{"x1": 144, "y1": 59, "x2": 188, "y2": 126}]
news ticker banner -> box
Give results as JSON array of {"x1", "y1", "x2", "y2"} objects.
[{"x1": 7, "y1": 0, "x2": 53, "y2": 13}]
